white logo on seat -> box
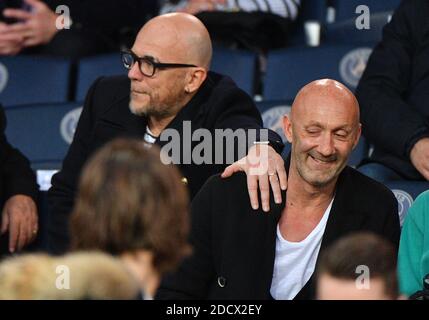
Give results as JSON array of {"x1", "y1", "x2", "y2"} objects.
[
  {"x1": 60, "y1": 107, "x2": 83, "y2": 144},
  {"x1": 392, "y1": 189, "x2": 414, "y2": 227},
  {"x1": 261, "y1": 105, "x2": 291, "y2": 143},
  {"x1": 0, "y1": 63, "x2": 9, "y2": 93},
  {"x1": 339, "y1": 48, "x2": 372, "y2": 88}
]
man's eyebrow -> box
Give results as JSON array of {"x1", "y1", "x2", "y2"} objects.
[{"x1": 142, "y1": 55, "x2": 157, "y2": 62}]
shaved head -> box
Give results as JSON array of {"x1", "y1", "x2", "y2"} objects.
[
  {"x1": 291, "y1": 79, "x2": 360, "y2": 127},
  {"x1": 136, "y1": 13, "x2": 212, "y2": 69},
  {"x1": 283, "y1": 79, "x2": 362, "y2": 188}
]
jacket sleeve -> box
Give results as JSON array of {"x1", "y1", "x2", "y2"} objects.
[
  {"x1": 355, "y1": 0, "x2": 429, "y2": 159},
  {"x1": 0, "y1": 106, "x2": 38, "y2": 202},
  {"x1": 156, "y1": 176, "x2": 217, "y2": 300},
  {"x1": 47, "y1": 78, "x2": 102, "y2": 254},
  {"x1": 398, "y1": 193, "x2": 427, "y2": 296}
]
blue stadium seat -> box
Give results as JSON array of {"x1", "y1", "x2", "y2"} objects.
[
  {"x1": 264, "y1": 44, "x2": 373, "y2": 100},
  {"x1": 324, "y1": 11, "x2": 392, "y2": 45},
  {"x1": 385, "y1": 181, "x2": 429, "y2": 227},
  {"x1": 331, "y1": 0, "x2": 400, "y2": 22},
  {"x1": 257, "y1": 99, "x2": 368, "y2": 166},
  {"x1": 4, "y1": 102, "x2": 82, "y2": 170},
  {"x1": 76, "y1": 53, "x2": 125, "y2": 101},
  {"x1": 0, "y1": 56, "x2": 71, "y2": 107},
  {"x1": 210, "y1": 47, "x2": 256, "y2": 96}
]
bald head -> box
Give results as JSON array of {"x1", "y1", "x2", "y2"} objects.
[
  {"x1": 291, "y1": 79, "x2": 360, "y2": 127},
  {"x1": 135, "y1": 13, "x2": 212, "y2": 69}
]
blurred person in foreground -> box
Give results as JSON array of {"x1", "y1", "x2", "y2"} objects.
[
  {"x1": 316, "y1": 232, "x2": 401, "y2": 300},
  {"x1": 0, "y1": 138, "x2": 190, "y2": 299}
]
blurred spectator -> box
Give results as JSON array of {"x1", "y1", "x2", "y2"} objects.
[
  {"x1": 356, "y1": 0, "x2": 429, "y2": 183},
  {"x1": 0, "y1": 103, "x2": 38, "y2": 255},
  {"x1": 316, "y1": 232, "x2": 400, "y2": 300},
  {"x1": 69, "y1": 138, "x2": 191, "y2": 300},
  {"x1": 0, "y1": 0, "x2": 159, "y2": 58},
  {"x1": 160, "y1": 0, "x2": 301, "y2": 50},
  {"x1": 0, "y1": 251, "x2": 140, "y2": 299},
  {"x1": 398, "y1": 190, "x2": 429, "y2": 298}
]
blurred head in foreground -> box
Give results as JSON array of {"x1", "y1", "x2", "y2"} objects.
[
  {"x1": 316, "y1": 232, "x2": 399, "y2": 300},
  {"x1": 70, "y1": 138, "x2": 191, "y2": 299}
]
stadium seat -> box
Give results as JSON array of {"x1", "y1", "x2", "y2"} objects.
[
  {"x1": 385, "y1": 181, "x2": 429, "y2": 227},
  {"x1": 324, "y1": 11, "x2": 392, "y2": 45},
  {"x1": 210, "y1": 47, "x2": 256, "y2": 96},
  {"x1": 257, "y1": 99, "x2": 368, "y2": 166},
  {"x1": 0, "y1": 56, "x2": 71, "y2": 107},
  {"x1": 4, "y1": 102, "x2": 82, "y2": 170},
  {"x1": 75, "y1": 53, "x2": 125, "y2": 101},
  {"x1": 331, "y1": 0, "x2": 401, "y2": 22},
  {"x1": 264, "y1": 44, "x2": 373, "y2": 100}
]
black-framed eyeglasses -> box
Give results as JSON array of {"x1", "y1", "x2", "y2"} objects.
[{"x1": 121, "y1": 49, "x2": 197, "y2": 77}]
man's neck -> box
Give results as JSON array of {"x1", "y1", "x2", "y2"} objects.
[{"x1": 147, "y1": 115, "x2": 176, "y2": 137}]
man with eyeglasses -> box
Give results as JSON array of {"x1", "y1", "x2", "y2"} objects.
[{"x1": 47, "y1": 12, "x2": 287, "y2": 254}]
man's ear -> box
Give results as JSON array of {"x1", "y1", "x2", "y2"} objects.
[
  {"x1": 283, "y1": 115, "x2": 293, "y2": 144},
  {"x1": 352, "y1": 123, "x2": 362, "y2": 149},
  {"x1": 185, "y1": 68, "x2": 207, "y2": 94}
]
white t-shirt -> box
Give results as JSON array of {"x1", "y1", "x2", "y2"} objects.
[
  {"x1": 270, "y1": 197, "x2": 334, "y2": 300},
  {"x1": 143, "y1": 126, "x2": 157, "y2": 148}
]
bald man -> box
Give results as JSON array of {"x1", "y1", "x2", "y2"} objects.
[
  {"x1": 47, "y1": 13, "x2": 285, "y2": 254},
  {"x1": 157, "y1": 79, "x2": 400, "y2": 300}
]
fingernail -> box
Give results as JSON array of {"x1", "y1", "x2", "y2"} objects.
[
  {"x1": 9, "y1": 248, "x2": 14, "y2": 253},
  {"x1": 281, "y1": 185, "x2": 287, "y2": 190},
  {"x1": 275, "y1": 198, "x2": 281, "y2": 204},
  {"x1": 252, "y1": 204, "x2": 258, "y2": 210},
  {"x1": 263, "y1": 205, "x2": 269, "y2": 212}
]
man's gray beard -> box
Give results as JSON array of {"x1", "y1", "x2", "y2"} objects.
[{"x1": 129, "y1": 102, "x2": 172, "y2": 119}]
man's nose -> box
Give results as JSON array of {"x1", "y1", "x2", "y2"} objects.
[
  {"x1": 128, "y1": 62, "x2": 143, "y2": 81},
  {"x1": 317, "y1": 133, "x2": 335, "y2": 157}
]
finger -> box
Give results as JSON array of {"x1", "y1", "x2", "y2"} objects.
[
  {"x1": 275, "y1": 158, "x2": 287, "y2": 190},
  {"x1": 221, "y1": 162, "x2": 244, "y2": 178},
  {"x1": 3, "y1": 9, "x2": 33, "y2": 21},
  {"x1": 3, "y1": 22, "x2": 30, "y2": 33},
  {"x1": 247, "y1": 174, "x2": 259, "y2": 210},
  {"x1": 1, "y1": 209, "x2": 9, "y2": 235},
  {"x1": 269, "y1": 174, "x2": 282, "y2": 204},
  {"x1": 17, "y1": 220, "x2": 28, "y2": 251},
  {"x1": 258, "y1": 174, "x2": 271, "y2": 212},
  {"x1": 8, "y1": 219, "x2": 19, "y2": 253}
]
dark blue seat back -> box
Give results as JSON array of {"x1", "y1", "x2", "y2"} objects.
[
  {"x1": 264, "y1": 45, "x2": 373, "y2": 100},
  {"x1": 4, "y1": 102, "x2": 82, "y2": 169},
  {"x1": 76, "y1": 53, "x2": 125, "y2": 101},
  {"x1": 385, "y1": 181, "x2": 429, "y2": 227},
  {"x1": 0, "y1": 56, "x2": 71, "y2": 107},
  {"x1": 211, "y1": 47, "x2": 256, "y2": 96},
  {"x1": 332, "y1": 0, "x2": 401, "y2": 22}
]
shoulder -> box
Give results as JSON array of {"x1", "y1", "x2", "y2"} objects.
[
  {"x1": 205, "y1": 72, "x2": 253, "y2": 103},
  {"x1": 341, "y1": 166, "x2": 397, "y2": 208},
  {"x1": 403, "y1": 190, "x2": 429, "y2": 228}
]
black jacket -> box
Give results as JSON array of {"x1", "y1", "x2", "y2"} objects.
[
  {"x1": 356, "y1": 0, "x2": 429, "y2": 180},
  {"x1": 0, "y1": 105, "x2": 38, "y2": 207},
  {"x1": 48, "y1": 73, "x2": 283, "y2": 254},
  {"x1": 157, "y1": 162, "x2": 400, "y2": 300}
]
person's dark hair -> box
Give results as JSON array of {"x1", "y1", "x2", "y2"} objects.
[
  {"x1": 70, "y1": 138, "x2": 190, "y2": 274},
  {"x1": 317, "y1": 232, "x2": 398, "y2": 298}
]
